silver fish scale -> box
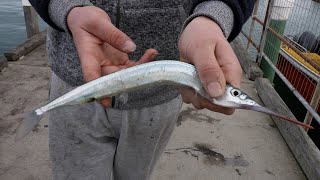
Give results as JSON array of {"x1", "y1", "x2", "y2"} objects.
[
  {"x1": 39, "y1": 61, "x2": 207, "y2": 113},
  {"x1": 16, "y1": 60, "x2": 314, "y2": 141}
]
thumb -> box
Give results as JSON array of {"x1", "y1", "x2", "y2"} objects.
[
  {"x1": 86, "y1": 13, "x2": 136, "y2": 53},
  {"x1": 69, "y1": 6, "x2": 136, "y2": 53},
  {"x1": 93, "y1": 22, "x2": 136, "y2": 53},
  {"x1": 191, "y1": 46, "x2": 226, "y2": 98}
]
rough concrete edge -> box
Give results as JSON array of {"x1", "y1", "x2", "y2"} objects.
[
  {"x1": 255, "y1": 77, "x2": 320, "y2": 180},
  {"x1": 0, "y1": 55, "x2": 8, "y2": 71},
  {"x1": 231, "y1": 37, "x2": 263, "y2": 80},
  {"x1": 4, "y1": 30, "x2": 47, "y2": 61}
]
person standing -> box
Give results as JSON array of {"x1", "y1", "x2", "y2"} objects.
[{"x1": 29, "y1": 0, "x2": 255, "y2": 179}]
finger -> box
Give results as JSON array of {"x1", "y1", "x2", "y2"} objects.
[
  {"x1": 215, "y1": 41, "x2": 242, "y2": 88},
  {"x1": 179, "y1": 87, "x2": 234, "y2": 114},
  {"x1": 126, "y1": 49, "x2": 159, "y2": 68},
  {"x1": 99, "y1": 97, "x2": 113, "y2": 107},
  {"x1": 102, "y1": 43, "x2": 129, "y2": 65},
  {"x1": 191, "y1": 46, "x2": 226, "y2": 98},
  {"x1": 178, "y1": 88, "x2": 202, "y2": 109},
  {"x1": 200, "y1": 98, "x2": 235, "y2": 115},
  {"x1": 137, "y1": 49, "x2": 159, "y2": 64},
  {"x1": 86, "y1": 13, "x2": 136, "y2": 53},
  {"x1": 101, "y1": 66, "x2": 122, "y2": 75},
  {"x1": 101, "y1": 49, "x2": 158, "y2": 76}
]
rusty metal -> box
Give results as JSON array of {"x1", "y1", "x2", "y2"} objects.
[
  {"x1": 253, "y1": 16, "x2": 320, "y2": 72},
  {"x1": 256, "y1": 0, "x2": 275, "y2": 65},
  {"x1": 279, "y1": 50, "x2": 319, "y2": 81},
  {"x1": 262, "y1": 53, "x2": 320, "y2": 125},
  {"x1": 304, "y1": 80, "x2": 320, "y2": 131},
  {"x1": 241, "y1": 30, "x2": 259, "y2": 50},
  {"x1": 246, "y1": 0, "x2": 260, "y2": 50}
]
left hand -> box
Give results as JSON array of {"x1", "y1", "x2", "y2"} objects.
[
  {"x1": 97, "y1": 44, "x2": 158, "y2": 107},
  {"x1": 178, "y1": 16, "x2": 242, "y2": 115},
  {"x1": 67, "y1": 6, "x2": 159, "y2": 107},
  {"x1": 99, "y1": 44, "x2": 158, "y2": 75}
]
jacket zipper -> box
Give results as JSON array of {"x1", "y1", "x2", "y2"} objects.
[{"x1": 116, "y1": 0, "x2": 121, "y2": 28}]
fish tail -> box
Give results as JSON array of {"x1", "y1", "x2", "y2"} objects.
[{"x1": 15, "y1": 110, "x2": 44, "y2": 141}]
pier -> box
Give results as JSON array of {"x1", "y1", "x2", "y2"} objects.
[
  {"x1": 1, "y1": 0, "x2": 320, "y2": 179},
  {"x1": 0, "y1": 32, "x2": 308, "y2": 179}
]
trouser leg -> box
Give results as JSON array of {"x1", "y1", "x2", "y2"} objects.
[
  {"x1": 109, "y1": 96, "x2": 183, "y2": 180},
  {"x1": 48, "y1": 72, "x2": 182, "y2": 180},
  {"x1": 48, "y1": 73, "x2": 117, "y2": 180}
]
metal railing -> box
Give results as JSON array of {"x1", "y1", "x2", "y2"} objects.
[{"x1": 240, "y1": 0, "x2": 320, "y2": 133}]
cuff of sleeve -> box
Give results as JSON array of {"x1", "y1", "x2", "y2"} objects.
[
  {"x1": 183, "y1": 1, "x2": 234, "y2": 39},
  {"x1": 48, "y1": 0, "x2": 93, "y2": 32}
]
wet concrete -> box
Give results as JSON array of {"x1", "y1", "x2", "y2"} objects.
[
  {"x1": 177, "y1": 107, "x2": 221, "y2": 126},
  {"x1": 0, "y1": 43, "x2": 306, "y2": 180}
]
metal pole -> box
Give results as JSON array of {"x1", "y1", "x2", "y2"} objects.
[
  {"x1": 22, "y1": 0, "x2": 39, "y2": 38},
  {"x1": 254, "y1": 16, "x2": 320, "y2": 72},
  {"x1": 246, "y1": 0, "x2": 260, "y2": 50},
  {"x1": 262, "y1": 53, "x2": 320, "y2": 126},
  {"x1": 260, "y1": 0, "x2": 295, "y2": 82},
  {"x1": 241, "y1": 30, "x2": 260, "y2": 50},
  {"x1": 257, "y1": 0, "x2": 275, "y2": 65},
  {"x1": 303, "y1": 80, "x2": 320, "y2": 131}
]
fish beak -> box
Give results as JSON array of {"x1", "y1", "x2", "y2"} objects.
[
  {"x1": 238, "y1": 103, "x2": 314, "y2": 129},
  {"x1": 207, "y1": 84, "x2": 313, "y2": 129}
]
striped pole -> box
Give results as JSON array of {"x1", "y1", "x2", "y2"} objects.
[
  {"x1": 22, "y1": 0, "x2": 39, "y2": 38},
  {"x1": 260, "y1": 0, "x2": 295, "y2": 82}
]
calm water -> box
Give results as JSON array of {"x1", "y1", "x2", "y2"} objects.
[
  {"x1": 0, "y1": 0, "x2": 46, "y2": 54},
  {"x1": 0, "y1": 0, "x2": 319, "y2": 54}
]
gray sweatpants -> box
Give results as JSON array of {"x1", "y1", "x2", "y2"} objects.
[{"x1": 48, "y1": 73, "x2": 183, "y2": 180}]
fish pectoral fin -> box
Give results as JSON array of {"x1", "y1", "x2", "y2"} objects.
[{"x1": 15, "y1": 110, "x2": 44, "y2": 141}]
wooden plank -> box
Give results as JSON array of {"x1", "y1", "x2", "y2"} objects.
[
  {"x1": 231, "y1": 38, "x2": 263, "y2": 80},
  {"x1": 255, "y1": 78, "x2": 320, "y2": 180},
  {"x1": 0, "y1": 55, "x2": 8, "y2": 71},
  {"x1": 23, "y1": 6, "x2": 39, "y2": 38},
  {"x1": 304, "y1": 81, "x2": 320, "y2": 131},
  {"x1": 4, "y1": 30, "x2": 46, "y2": 61}
]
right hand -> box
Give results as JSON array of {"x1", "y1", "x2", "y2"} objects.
[
  {"x1": 178, "y1": 17, "x2": 242, "y2": 115},
  {"x1": 67, "y1": 6, "x2": 158, "y2": 107}
]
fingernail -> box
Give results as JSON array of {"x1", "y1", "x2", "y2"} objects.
[
  {"x1": 151, "y1": 52, "x2": 159, "y2": 59},
  {"x1": 207, "y1": 82, "x2": 223, "y2": 97},
  {"x1": 123, "y1": 40, "x2": 136, "y2": 52}
]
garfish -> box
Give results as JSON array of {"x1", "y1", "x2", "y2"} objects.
[{"x1": 15, "y1": 60, "x2": 313, "y2": 140}]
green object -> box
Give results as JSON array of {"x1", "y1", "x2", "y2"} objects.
[{"x1": 260, "y1": 19, "x2": 287, "y2": 82}]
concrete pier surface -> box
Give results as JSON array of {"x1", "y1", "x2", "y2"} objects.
[{"x1": 0, "y1": 43, "x2": 306, "y2": 179}]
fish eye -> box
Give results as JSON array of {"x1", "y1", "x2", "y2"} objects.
[{"x1": 231, "y1": 89, "x2": 241, "y2": 97}]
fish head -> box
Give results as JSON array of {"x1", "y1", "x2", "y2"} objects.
[
  {"x1": 212, "y1": 85, "x2": 259, "y2": 109},
  {"x1": 210, "y1": 85, "x2": 314, "y2": 129}
]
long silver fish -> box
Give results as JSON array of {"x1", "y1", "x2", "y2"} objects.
[{"x1": 15, "y1": 60, "x2": 313, "y2": 140}]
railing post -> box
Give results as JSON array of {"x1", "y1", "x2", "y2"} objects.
[
  {"x1": 246, "y1": 0, "x2": 260, "y2": 50},
  {"x1": 303, "y1": 79, "x2": 320, "y2": 132},
  {"x1": 22, "y1": 0, "x2": 39, "y2": 38},
  {"x1": 259, "y1": 0, "x2": 295, "y2": 82},
  {"x1": 256, "y1": 0, "x2": 275, "y2": 65}
]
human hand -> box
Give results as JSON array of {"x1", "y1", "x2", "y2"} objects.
[
  {"x1": 178, "y1": 17, "x2": 242, "y2": 115},
  {"x1": 67, "y1": 6, "x2": 158, "y2": 107}
]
